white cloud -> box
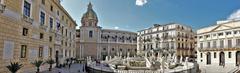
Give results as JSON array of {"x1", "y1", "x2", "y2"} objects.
[
  {"x1": 228, "y1": 9, "x2": 240, "y2": 20},
  {"x1": 136, "y1": 0, "x2": 148, "y2": 6},
  {"x1": 114, "y1": 26, "x2": 119, "y2": 29}
]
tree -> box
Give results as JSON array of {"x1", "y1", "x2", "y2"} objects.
[
  {"x1": 46, "y1": 59, "x2": 55, "y2": 71},
  {"x1": 32, "y1": 60, "x2": 44, "y2": 73},
  {"x1": 6, "y1": 62, "x2": 23, "y2": 73}
]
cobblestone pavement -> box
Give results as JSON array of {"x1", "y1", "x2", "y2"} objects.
[{"x1": 41, "y1": 64, "x2": 86, "y2": 73}]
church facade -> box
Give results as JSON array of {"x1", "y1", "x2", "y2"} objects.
[
  {"x1": 76, "y1": 3, "x2": 137, "y2": 60},
  {"x1": 197, "y1": 19, "x2": 240, "y2": 72}
]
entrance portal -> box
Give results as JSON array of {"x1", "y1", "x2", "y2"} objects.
[
  {"x1": 236, "y1": 51, "x2": 240, "y2": 66},
  {"x1": 206, "y1": 52, "x2": 211, "y2": 64},
  {"x1": 219, "y1": 52, "x2": 225, "y2": 66}
]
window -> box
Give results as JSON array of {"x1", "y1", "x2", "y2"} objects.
[
  {"x1": 207, "y1": 42, "x2": 211, "y2": 48},
  {"x1": 171, "y1": 43, "x2": 174, "y2": 49},
  {"x1": 23, "y1": 1, "x2": 31, "y2": 17},
  {"x1": 120, "y1": 49, "x2": 122, "y2": 51},
  {"x1": 49, "y1": 36, "x2": 52, "y2": 42},
  {"x1": 112, "y1": 48, "x2": 114, "y2": 51},
  {"x1": 166, "y1": 43, "x2": 169, "y2": 49},
  {"x1": 40, "y1": 11, "x2": 45, "y2": 25},
  {"x1": 39, "y1": 47, "x2": 43, "y2": 57},
  {"x1": 20, "y1": 45, "x2": 27, "y2": 58},
  {"x1": 41, "y1": 0, "x2": 45, "y2": 5},
  {"x1": 199, "y1": 36, "x2": 203, "y2": 39},
  {"x1": 50, "y1": 5, "x2": 53, "y2": 11},
  {"x1": 220, "y1": 40, "x2": 224, "y2": 48},
  {"x1": 229, "y1": 52, "x2": 232, "y2": 58},
  {"x1": 22, "y1": 28, "x2": 28, "y2": 36},
  {"x1": 234, "y1": 31, "x2": 238, "y2": 34},
  {"x1": 57, "y1": 10, "x2": 59, "y2": 16},
  {"x1": 214, "y1": 52, "x2": 216, "y2": 58},
  {"x1": 200, "y1": 43, "x2": 203, "y2": 49},
  {"x1": 65, "y1": 29, "x2": 67, "y2": 37},
  {"x1": 226, "y1": 32, "x2": 231, "y2": 35},
  {"x1": 182, "y1": 43, "x2": 184, "y2": 48},
  {"x1": 155, "y1": 43, "x2": 158, "y2": 48},
  {"x1": 65, "y1": 42, "x2": 67, "y2": 46},
  {"x1": 213, "y1": 34, "x2": 216, "y2": 37},
  {"x1": 218, "y1": 33, "x2": 223, "y2": 36},
  {"x1": 62, "y1": 15, "x2": 64, "y2": 21},
  {"x1": 40, "y1": 33, "x2": 44, "y2": 39},
  {"x1": 65, "y1": 50, "x2": 67, "y2": 57},
  {"x1": 49, "y1": 17, "x2": 53, "y2": 29},
  {"x1": 103, "y1": 48, "x2": 106, "y2": 50},
  {"x1": 237, "y1": 39, "x2": 240, "y2": 47},
  {"x1": 151, "y1": 44, "x2": 153, "y2": 49},
  {"x1": 228, "y1": 39, "x2": 232, "y2": 48},
  {"x1": 143, "y1": 45, "x2": 146, "y2": 50},
  {"x1": 89, "y1": 31, "x2": 93, "y2": 38},
  {"x1": 205, "y1": 35, "x2": 210, "y2": 38},
  {"x1": 200, "y1": 53, "x2": 202, "y2": 58},
  {"x1": 49, "y1": 48, "x2": 52, "y2": 57},
  {"x1": 213, "y1": 41, "x2": 216, "y2": 48}
]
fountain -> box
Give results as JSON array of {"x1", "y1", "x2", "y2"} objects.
[{"x1": 86, "y1": 48, "x2": 196, "y2": 73}]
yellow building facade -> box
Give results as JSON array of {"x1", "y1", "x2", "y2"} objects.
[{"x1": 0, "y1": 0, "x2": 77, "y2": 72}]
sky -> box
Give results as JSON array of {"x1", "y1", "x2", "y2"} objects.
[{"x1": 61, "y1": 0, "x2": 240, "y2": 32}]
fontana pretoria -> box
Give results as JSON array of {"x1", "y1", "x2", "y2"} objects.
[{"x1": 76, "y1": 3, "x2": 199, "y2": 73}]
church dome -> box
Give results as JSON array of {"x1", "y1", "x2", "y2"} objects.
[{"x1": 81, "y1": 2, "x2": 98, "y2": 26}]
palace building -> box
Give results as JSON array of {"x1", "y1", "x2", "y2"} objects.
[
  {"x1": 197, "y1": 18, "x2": 240, "y2": 72},
  {"x1": 76, "y1": 3, "x2": 137, "y2": 60},
  {"x1": 137, "y1": 23, "x2": 195, "y2": 61},
  {"x1": 0, "y1": 0, "x2": 77, "y2": 72}
]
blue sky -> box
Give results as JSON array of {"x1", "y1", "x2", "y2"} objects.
[{"x1": 61, "y1": 0, "x2": 240, "y2": 32}]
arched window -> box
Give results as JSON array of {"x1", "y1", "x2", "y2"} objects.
[{"x1": 89, "y1": 30, "x2": 93, "y2": 38}]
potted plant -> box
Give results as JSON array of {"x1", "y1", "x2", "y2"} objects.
[
  {"x1": 46, "y1": 59, "x2": 55, "y2": 71},
  {"x1": 6, "y1": 62, "x2": 23, "y2": 73},
  {"x1": 31, "y1": 60, "x2": 44, "y2": 73}
]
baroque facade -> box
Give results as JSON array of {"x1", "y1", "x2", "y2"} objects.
[
  {"x1": 0, "y1": 0, "x2": 76, "y2": 72},
  {"x1": 197, "y1": 19, "x2": 240, "y2": 71},
  {"x1": 137, "y1": 23, "x2": 195, "y2": 61},
  {"x1": 76, "y1": 3, "x2": 137, "y2": 60}
]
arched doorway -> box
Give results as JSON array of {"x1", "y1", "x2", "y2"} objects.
[
  {"x1": 219, "y1": 52, "x2": 225, "y2": 66},
  {"x1": 236, "y1": 51, "x2": 240, "y2": 66},
  {"x1": 206, "y1": 52, "x2": 211, "y2": 64}
]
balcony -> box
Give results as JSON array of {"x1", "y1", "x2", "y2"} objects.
[
  {"x1": 49, "y1": 28, "x2": 55, "y2": 33},
  {"x1": 22, "y1": 15, "x2": 33, "y2": 24},
  {"x1": 39, "y1": 24, "x2": 48, "y2": 30},
  {"x1": 0, "y1": 3, "x2": 6, "y2": 13}
]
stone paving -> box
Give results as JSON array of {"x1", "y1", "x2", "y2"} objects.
[
  {"x1": 41, "y1": 64, "x2": 86, "y2": 73},
  {"x1": 199, "y1": 64, "x2": 237, "y2": 73}
]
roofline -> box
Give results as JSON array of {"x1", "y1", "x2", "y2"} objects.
[
  {"x1": 53, "y1": 1, "x2": 78, "y2": 26},
  {"x1": 102, "y1": 29, "x2": 137, "y2": 34},
  {"x1": 197, "y1": 19, "x2": 240, "y2": 32},
  {"x1": 137, "y1": 22, "x2": 192, "y2": 32}
]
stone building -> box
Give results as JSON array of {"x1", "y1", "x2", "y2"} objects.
[
  {"x1": 197, "y1": 19, "x2": 240, "y2": 72},
  {"x1": 0, "y1": 0, "x2": 77, "y2": 72},
  {"x1": 137, "y1": 23, "x2": 195, "y2": 61},
  {"x1": 76, "y1": 3, "x2": 137, "y2": 60}
]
